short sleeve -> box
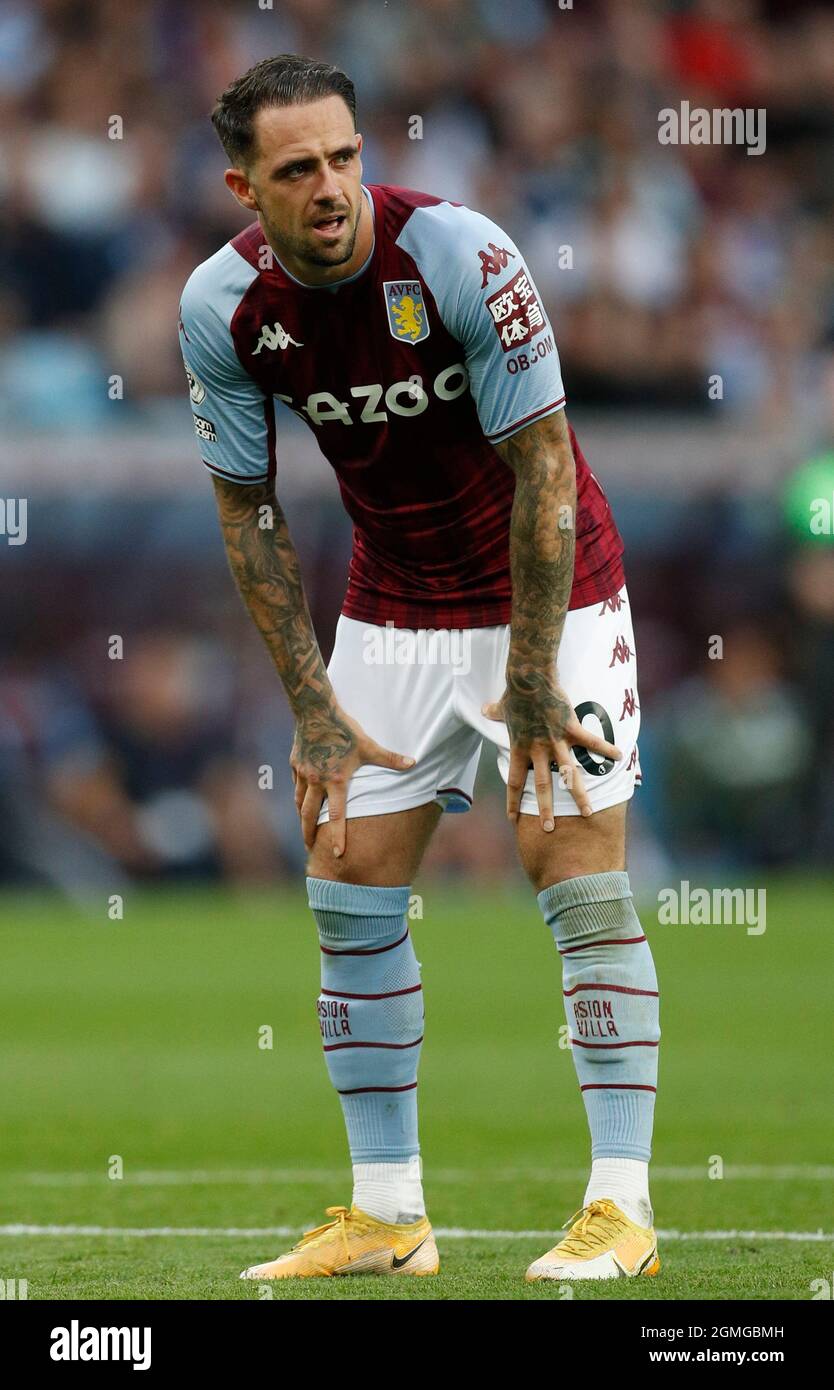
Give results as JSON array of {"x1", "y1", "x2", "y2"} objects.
[
  {"x1": 397, "y1": 201, "x2": 566, "y2": 444},
  {"x1": 177, "y1": 252, "x2": 275, "y2": 486}
]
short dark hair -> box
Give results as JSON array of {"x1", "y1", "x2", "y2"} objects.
[{"x1": 211, "y1": 54, "x2": 356, "y2": 166}]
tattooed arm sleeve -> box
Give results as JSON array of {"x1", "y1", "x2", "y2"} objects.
[
  {"x1": 211, "y1": 476, "x2": 336, "y2": 719},
  {"x1": 493, "y1": 409, "x2": 576, "y2": 679}
]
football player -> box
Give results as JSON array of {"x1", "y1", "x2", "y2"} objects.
[{"x1": 179, "y1": 54, "x2": 660, "y2": 1283}]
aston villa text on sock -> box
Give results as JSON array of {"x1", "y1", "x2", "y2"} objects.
[
  {"x1": 572, "y1": 997, "x2": 619, "y2": 1039},
  {"x1": 318, "y1": 998, "x2": 352, "y2": 1039}
]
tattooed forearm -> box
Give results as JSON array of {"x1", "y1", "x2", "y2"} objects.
[
  {"x1": 494, "y1": 410, "x2": 576, "y2": 730},
  {"x1": 212, "y1": 477, "x2": 355, "y2": 770}
]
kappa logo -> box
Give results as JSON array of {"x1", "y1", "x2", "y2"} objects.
[
  {"x1": 253, "y1": 320, "x2": 304, "y2": 355},
  {"x1": 608, "y1": 635, "x2": 633, "y2": 668},
  {"x1": 383, "y1": 281, "x2": 430, "y2": 343},
  {"x1": 619, "y1": 688, "x2": 639, "y2": 720},
  {"x1": 478, "y1": 242, "x2": 515, "y2": 287}
]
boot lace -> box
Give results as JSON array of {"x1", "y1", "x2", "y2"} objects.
[{"x1": 555, "y1": 1199, "x2": 624, "y2": 1257}]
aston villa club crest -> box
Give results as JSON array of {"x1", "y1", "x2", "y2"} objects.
[{"x1": 383, "y1": 280, "x2": 430, "y2": 344}]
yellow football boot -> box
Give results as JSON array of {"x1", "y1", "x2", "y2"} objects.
[
  {"x1": 525, "y1": 1198, "x2": 660, "y2": 1281},
  {"x1": 239, "y1": 1205, "x2": 439, "y2": 1279}
]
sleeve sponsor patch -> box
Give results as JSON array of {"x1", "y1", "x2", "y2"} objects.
[
  {"x1": 193, "y1": 414, "x2": 218, "y2": 442},
  {"x1": 485, "y1": 268, "x2": 547, "y2": 353}
]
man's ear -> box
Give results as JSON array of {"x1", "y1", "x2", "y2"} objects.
[{"x1": 224, "y1": 167, "x2": 259, "y2": 212}]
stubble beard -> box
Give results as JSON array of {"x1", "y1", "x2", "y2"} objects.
[{"x1": 265, "y1": 196, "x2": 362, "y2": 270}]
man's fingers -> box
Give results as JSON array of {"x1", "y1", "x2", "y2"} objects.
[
  {"x1": 300, "y1": 783, "x2": 325, "y2": 850},
  {"x1": 532, "y1": 748, "x2": 555, "y2": 832},
  {"x1": 481, "y1": 700, "x2": 505, "y2": 722},
  {"x1": 505, "y1": 747, "x2": 528, "y2": 822},
  {"x1": 568, "y1": 723, "x2": 622, "y2": 762},
  {"x1": 554, "y1": 745, "x2": 592, "y2": 818},
  {"x1": 366, "y1": 742, "x2": 416, "y2": 772},
  {"x1": 327, "y1": 781, "x2": 347, "y2": 859}
]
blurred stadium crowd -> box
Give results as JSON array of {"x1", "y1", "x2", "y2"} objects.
[{"x1": 2, "y1": 0, "x2": 834, "y2": 892}]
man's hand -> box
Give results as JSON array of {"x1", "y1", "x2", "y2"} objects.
[
  {"x1": 483, "y1": 668, "x2": 620, "y2": 826},
  {"x1": 290, "y1": 705, "x2": 415, "y2": 857}
]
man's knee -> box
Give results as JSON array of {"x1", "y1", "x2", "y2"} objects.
[
  {"x1": 516, "y1": 802, "x2": 628, "y2": 893},
  {"x1": 306, "y1": 803, "x2": 442, "y2": 886},
  {"x1": 306, "y1": 831, "x2": 379, "y2": 885}
]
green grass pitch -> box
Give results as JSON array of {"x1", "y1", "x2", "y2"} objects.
[{"x1": 1, "y1": 877, "x2": 831, "y2": 1300}]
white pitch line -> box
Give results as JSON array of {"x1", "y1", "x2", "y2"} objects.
[
  {"x1": 10, "y1": 1164, "x2": 834, "y2": 1187},
  {"x1": 0, "y1": 1224, "x2": 831, "y2": 1242}
]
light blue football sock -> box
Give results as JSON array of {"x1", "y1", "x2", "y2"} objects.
[
  {"x1": 538, "y1": 871, "x2": 660, "y2": 1162},
  {"x1": 307, "y1": 877, "x2": 423, "y2": 1165}
]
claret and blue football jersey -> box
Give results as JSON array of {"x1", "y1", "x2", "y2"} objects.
[{"x1": 178, "y1": 183, "x2": 624, "y2": 628}]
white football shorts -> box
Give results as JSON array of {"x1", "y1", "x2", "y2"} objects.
[{"x1": 317, "y1": 584, "x2": 641, "y2": 822}]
